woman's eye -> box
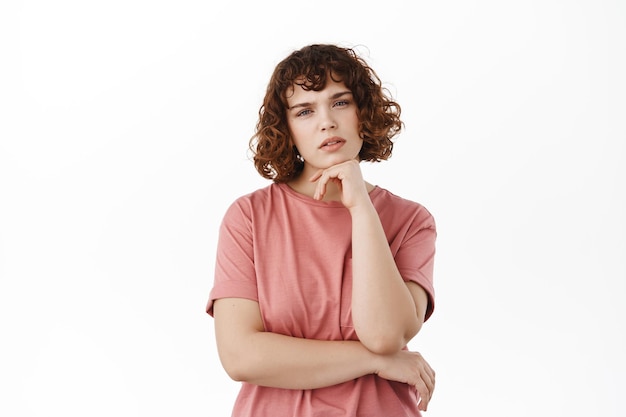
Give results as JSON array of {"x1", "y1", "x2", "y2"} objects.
[
  {"x1": 334, "y1": 100, "x2": 349, "y2": 107},
  {"x1": 296, "y1": 109, "x2": 312, "y2": 117}
]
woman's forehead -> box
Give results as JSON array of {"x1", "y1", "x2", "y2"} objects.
[{"x1": 285, "y1": 78, "x2": 349, "y2": 101}]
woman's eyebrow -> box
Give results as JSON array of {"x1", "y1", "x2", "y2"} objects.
[
  {"x1": 288, "y1": 90, "x2": 353, "y2": 110},
  {"x1": 330, "y1": 90, "x2": 353, "y2": 99}
]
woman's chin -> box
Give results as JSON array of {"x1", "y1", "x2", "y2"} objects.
[{"x1": 312, "y1": 156, "x2": 359, "y2": 170}]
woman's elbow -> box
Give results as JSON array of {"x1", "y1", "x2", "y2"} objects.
[
  {"x1": 363, "y1": 337, "x2": 405, "y2": 355},
  {"x1": 359, "y1": 322, "x2": 423, "y2": 355},
  {"x1": 216, "y1": 341, "x2": 257, "y2": 382},
  {"x1": 405, "y1": 318, "x2": 424, "y2": 342},
  {"x1": 359, "y1": 331, "x2": 409, "y2": 355},
  {"x1": 220, "y1": 354, "x2": 252, "y2": 382}
]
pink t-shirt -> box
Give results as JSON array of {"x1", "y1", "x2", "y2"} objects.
[{"x1": 207, "y1": 183, "x2": 436, "y2": 417}]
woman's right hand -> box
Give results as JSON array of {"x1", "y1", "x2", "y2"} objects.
[{"x1": 374, "y1": 350, "x2": 435, "y2": 412}]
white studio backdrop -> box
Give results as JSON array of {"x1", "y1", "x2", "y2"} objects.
[{"x1": 1, "y1": 1, "x2": 624, "y2": 416}]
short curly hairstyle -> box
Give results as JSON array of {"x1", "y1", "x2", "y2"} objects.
[{"x1": 249, "y1": 44, "x2": 403, "y2": 183}]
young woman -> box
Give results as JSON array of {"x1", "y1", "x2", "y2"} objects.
[{"x1": 206, "y1": 44, "x2": 437, "y2": 416}]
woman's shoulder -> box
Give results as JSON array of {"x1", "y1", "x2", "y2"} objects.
[
  {"x1": 229, "y1": 183, "x2": 282, "y2": 207},
  {"x1": 373, "y1": 186, "x2": 436, "y2": 225},
  {"x1": 222, "y1": 183, "x2": 283, "y2": 219},
  {"x1": 373, "y1": 186, "x2": 430, "y2": 210}
]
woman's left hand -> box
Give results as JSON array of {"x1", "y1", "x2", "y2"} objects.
[{"x1": 309, "y1": 159, "x2": 370, "y2": 209}]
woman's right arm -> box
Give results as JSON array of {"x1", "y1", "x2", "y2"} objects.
[{"x1": 213, "y1": 297, "x2": 435, "y2": 409}]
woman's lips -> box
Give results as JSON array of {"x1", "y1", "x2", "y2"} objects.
[{"x1": 319, "y1": 137, "x2": 346, "y2": 151}]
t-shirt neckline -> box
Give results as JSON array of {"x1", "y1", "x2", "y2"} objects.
[{"x1": 275, "y1": 182, "x2": 381, "y2": 208}]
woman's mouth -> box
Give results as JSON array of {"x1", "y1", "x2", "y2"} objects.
[{"x1": 320, "y1": 137, "x2": 346, "y2": 150}]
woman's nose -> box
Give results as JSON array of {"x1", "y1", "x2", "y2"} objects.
[{"x1": 319, "y1": 110, "x2": 337, "y2": 131}]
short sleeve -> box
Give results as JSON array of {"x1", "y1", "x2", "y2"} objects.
[
  {"x1": 394, "y1": 210, "x2": 437, "y2": 321},
  {"x1": 205, "y1": 199, "x2": 258, "y2": 317}
]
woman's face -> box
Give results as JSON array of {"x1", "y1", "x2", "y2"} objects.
[{"x1": 285, "y1": 78, "x2": 362, "y2": 176}]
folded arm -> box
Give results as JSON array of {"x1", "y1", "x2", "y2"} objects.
[
  {"x1": 213, "y1": 297, "x2": 434, "y2": 411},
  {"x1": 311, "y1": 160, "x2": 432, "y2": 355},
  {"x1": 213, "y1": 297, "x2": 378, "y2": 390},
  {"x1": 350, "y1": 202, "x2": 430, "y2": 354}
]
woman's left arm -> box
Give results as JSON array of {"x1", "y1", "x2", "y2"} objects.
[
  {"x1": 311, "y1": 160, "x2": 430, "y2": 355},
  {"x1": 349, "y1": 201, "x2": 428, "y2": 354}
]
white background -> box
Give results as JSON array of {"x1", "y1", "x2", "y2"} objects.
[{"x1": 1, "y1": 0, "x2": 624, "y2": 416}]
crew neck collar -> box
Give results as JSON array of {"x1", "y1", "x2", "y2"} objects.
[{"x1": 275, "y1": 182, "x2": 381, "y2": 207}]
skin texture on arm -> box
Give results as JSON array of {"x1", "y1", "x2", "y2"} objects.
[{"x1": 213, "y1": 297, "x2": 435, "y2": 410}]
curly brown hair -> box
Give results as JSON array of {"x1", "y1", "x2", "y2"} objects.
[{"x1": 250, "y1": 44, "x2": 403, "y2": 183}]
